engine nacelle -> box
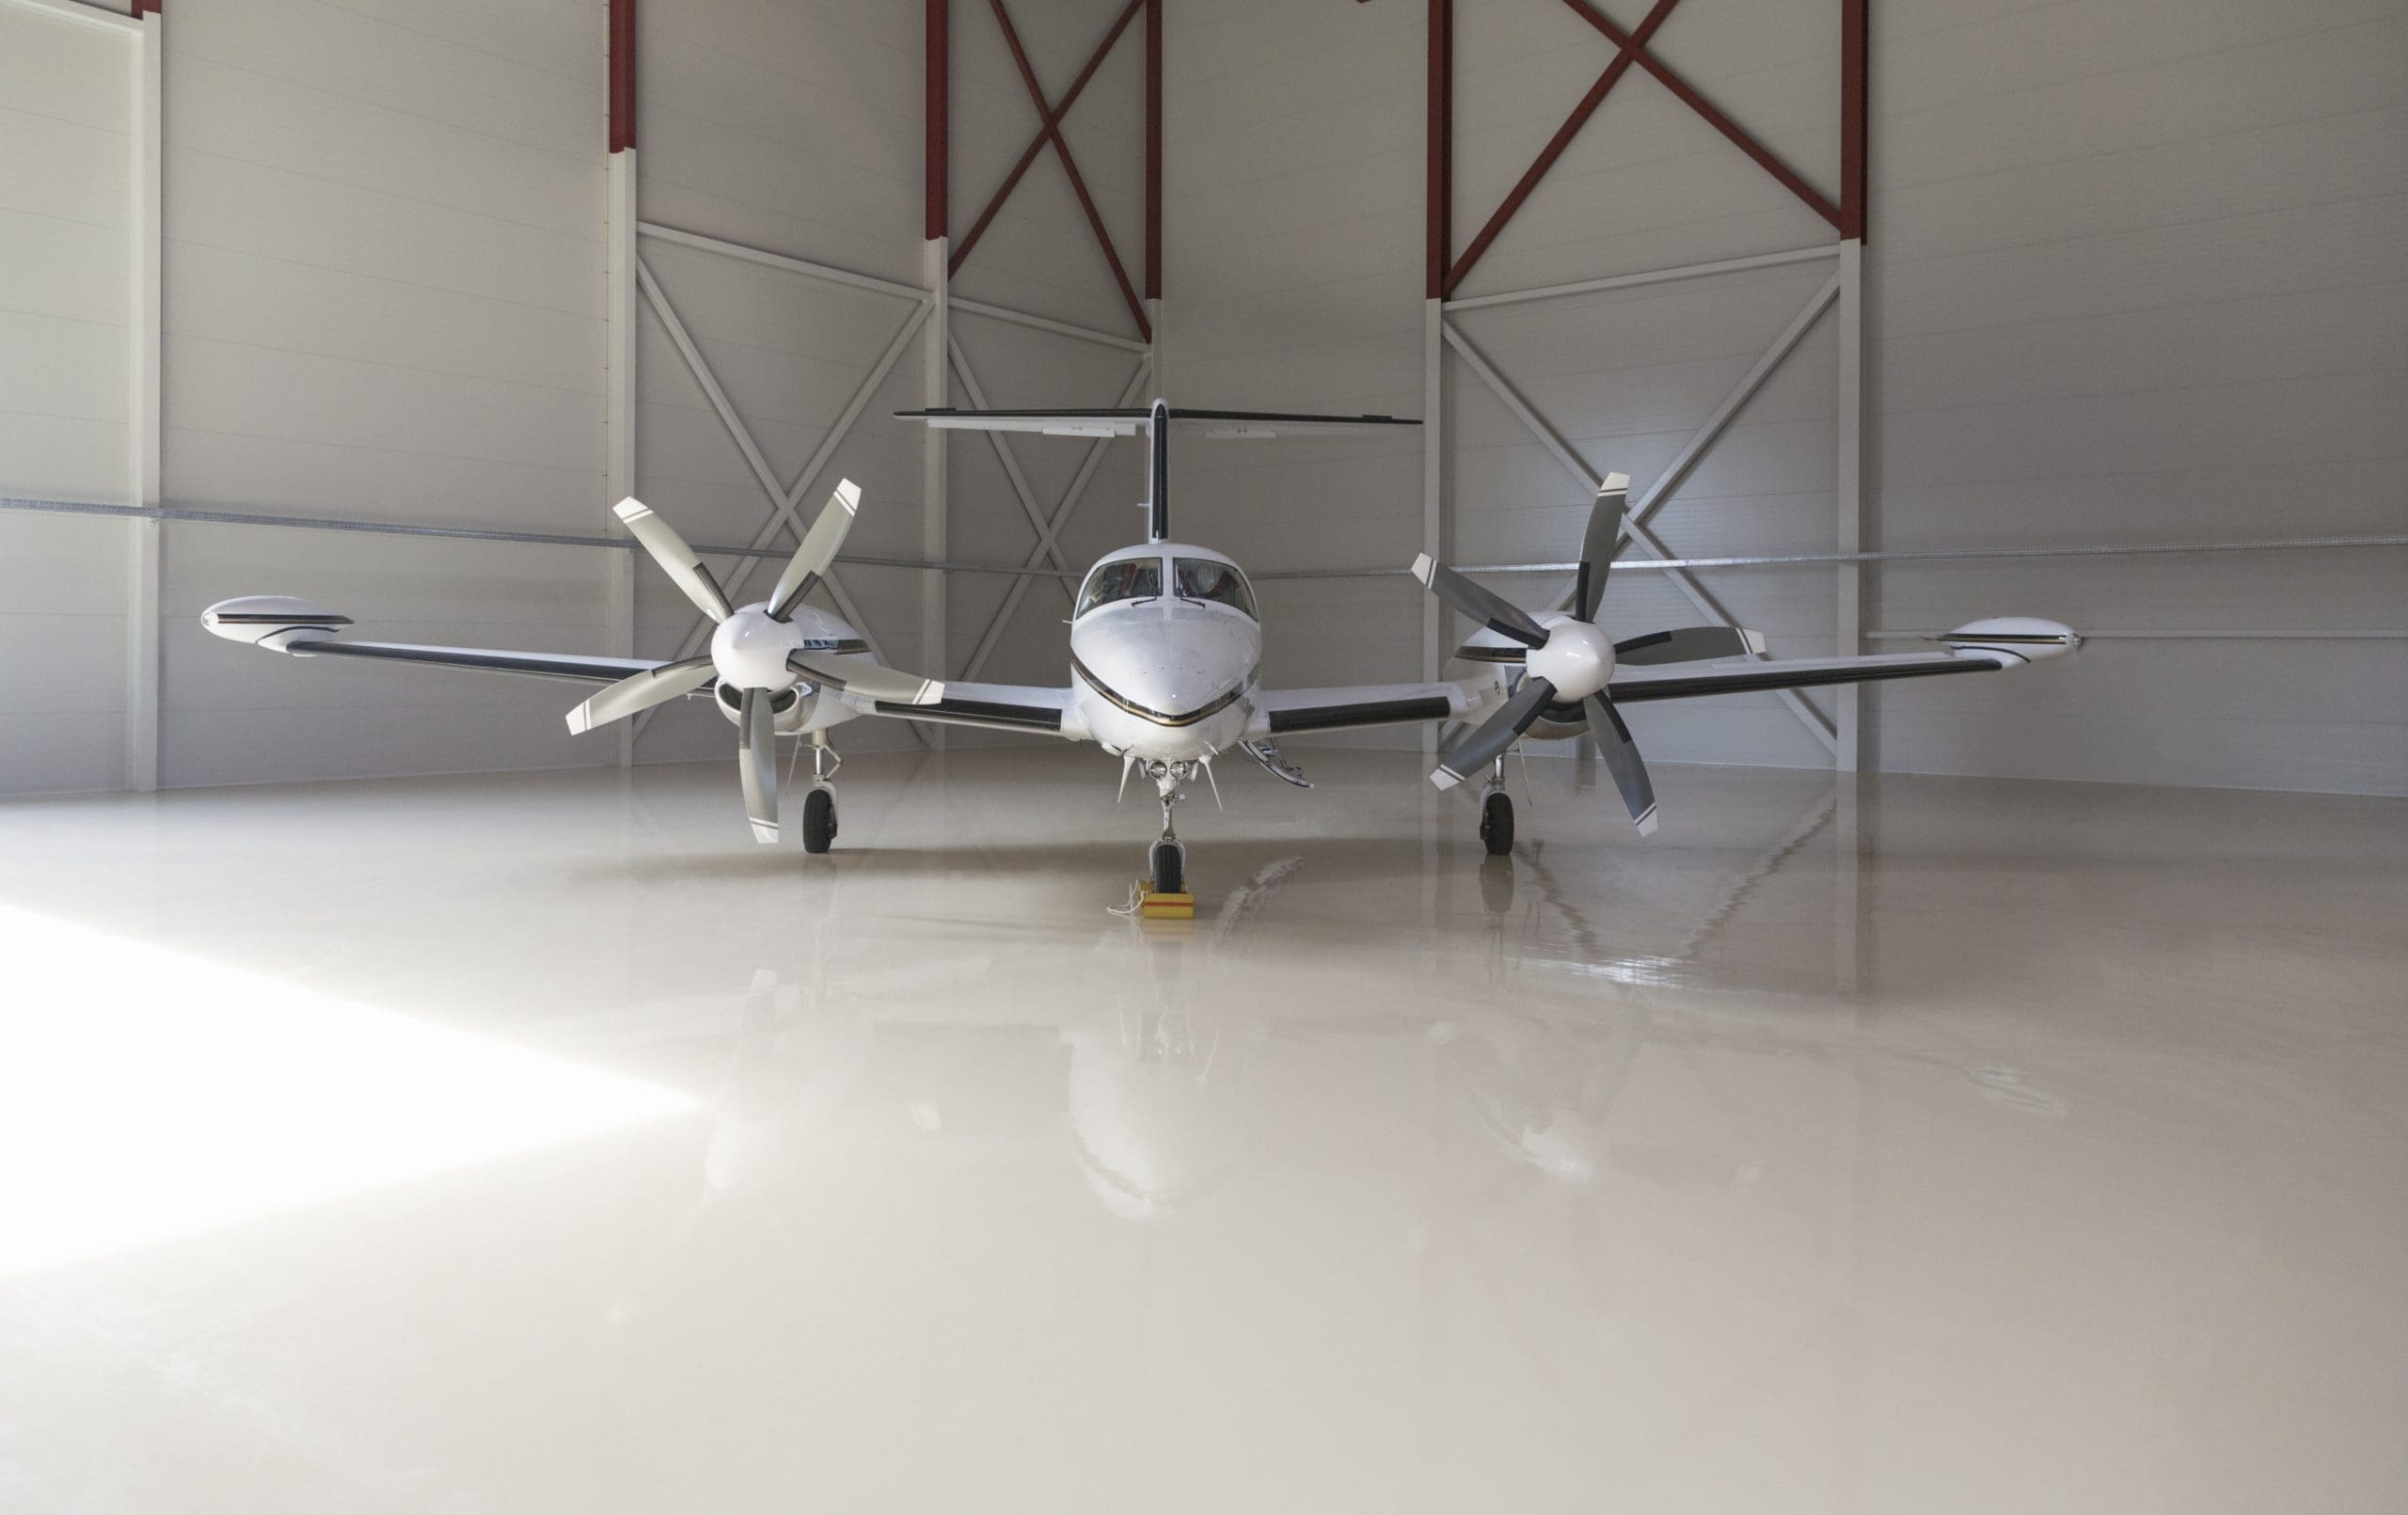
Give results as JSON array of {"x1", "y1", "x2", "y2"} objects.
[{"x1": 714, "y1": 679, "x2": 822, "y2": 734}]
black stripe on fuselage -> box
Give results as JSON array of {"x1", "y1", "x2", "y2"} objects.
[
  {"x1": 875, "y1": 695, "x2": 1063, "y2": 733},
  {"x1": 1267, "y1": 695, "x2": 1452, "y2": 734},
  {"x1": 1069, "y1": 652, "x2": 1252, "y2": 728}
]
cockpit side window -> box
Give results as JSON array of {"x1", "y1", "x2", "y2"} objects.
[
  {"x1": 1174, "y1": 558, "x2": 1257, "y2": 619},
  {"x1": 1075, "y1": 557, "x2": 1163, "y2": 617}
]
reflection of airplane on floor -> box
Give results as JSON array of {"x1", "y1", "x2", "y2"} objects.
[{"x1": 204, "y1": 400, "x2": 2080, "y2": 892}]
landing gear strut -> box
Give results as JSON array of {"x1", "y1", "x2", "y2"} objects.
[
  {"x1": 1146, "y1": 759, "x2": 1192, "y2": 894},
  {"x1": 801, "y1": 732, "x2": 840, "y2": 855},
  {"x1": 1479, "y1": 757, "x2": 1514, "y2": 857}
]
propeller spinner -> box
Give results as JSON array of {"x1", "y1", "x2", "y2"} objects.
[{"x1": 1415, "y1": 476, "x2": 1765, "y2": 839}]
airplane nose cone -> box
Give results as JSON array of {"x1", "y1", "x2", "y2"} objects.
[
  {"x1": 1072, "y1": 608, "x2": 1257, "y2": 719},
  {"x1": 711, "y1": 608, "x2": 798, "y2": 690}
]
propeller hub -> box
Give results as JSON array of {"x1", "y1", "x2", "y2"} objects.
[
  {"x1": 711, "y1": 607, "x2": 800, "y2": 692},
  {"x1": 1526, "y1": 618, "x2": 1615, "y2": 702}
]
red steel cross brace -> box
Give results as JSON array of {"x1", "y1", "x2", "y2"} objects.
[
  {"x1": 951, "y1": 0, "x2": 1152, "y2": 340},
  {"x1": 1446, "y1": 0, "x2": 1844, "y2": 298}
]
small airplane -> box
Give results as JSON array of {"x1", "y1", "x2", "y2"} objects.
[
  {"x1": 863, "y1": 402, "x2": 2078, "y2": 892},
  {"x1": 203, "y1": 400, "x2": 2079, "y2": 890}
]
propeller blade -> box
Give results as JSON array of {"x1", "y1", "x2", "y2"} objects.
[
  {"x1": 1612, "y1": 625, "x2": 1766, "y2": 666},
  {"x1": 1432, "y1": 676, "x2": 1555, "y2": 789},
  {"x1": 786, "y1": 653, "x2": 943, "y2": 705},
  {"x1": 767, "y1": 479, "x2": 862, "y2": 622},
  {"x1": 737, "y1": 687, "x2": 779, "y2": 844},
  {"x1": 616, "y1": 497, "x2": 733, "y2": 624},
  {"x1": 1581, "y1": 693, "x2": 1658, "y2": 836},
  {"x1": 1574, "y1": 474, "x2": 1628, "y2": 622},
  {"x1": 1412, "y1": 555, "x2": 1547, "y2": 650},
  {"x1": 564, "y1": 655, "x2": 716, "y2": 734}
]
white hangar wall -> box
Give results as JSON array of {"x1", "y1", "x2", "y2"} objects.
[
  {"x1": 3, "y1": 0, "x2": 2400, "y2": 797},
  {"x1": 0, "y1": 4, "x2": 137, "y2": 797},
  {"x1": 1160, "y1": 0, "x2": 2406, "y2": 797}
]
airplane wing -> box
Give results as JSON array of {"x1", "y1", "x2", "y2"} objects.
[
  {"x1": 1608, "y1": 645, "x2": 2027, "y2": 703},
  {"x1": 1245, "y1": 676, "x2": 1504, "y2": 738},
  {"x1": 1253, "y1": 627, "x2": 2071, "y2": 737},
  {"x1": 203, "y1": 597, "x2": 665, "y2": 686},
  {"x1": 848, "y1": 680, "x2": 1090, "y2": 740}
]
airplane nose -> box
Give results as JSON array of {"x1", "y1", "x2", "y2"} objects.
[{"x1": 1073, "y1": 614, "x2": 1253, "y2": 719}]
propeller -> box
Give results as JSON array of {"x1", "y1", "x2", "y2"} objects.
[
  {"x1": 615, "y1": 497, "x2": 733, "y2": 623},
  {"x1": 737, "y1": 686, "x2": 779, "y2": 844},
  {"x1": 1416, "y1": 474, "x2": 1757, "y2": 838},
  {"x1": 579, "y1": 483, "x2": 944, "y2": 844},
  {"x1": 566, "y1": 655, "x2": 716, "y2": 735}
]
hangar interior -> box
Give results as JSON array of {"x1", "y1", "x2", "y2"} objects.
[{"x1": 1, "y1": 0, "x2": 2402, "y2": 1510}]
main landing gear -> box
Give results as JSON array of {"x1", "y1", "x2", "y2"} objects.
[
  {"x1": 801, "y1": 732, "x2": 840, "y2": 855},
  {"x1": 1478, "y1": 758, "x2": 1515, "y2": 857}
]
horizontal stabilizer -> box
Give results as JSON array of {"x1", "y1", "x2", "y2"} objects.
[{"x1": 895, "y1": 406, "x2": 1418, "y2": 436}]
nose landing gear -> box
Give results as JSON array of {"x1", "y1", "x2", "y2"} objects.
[
  {"x1": 1147, "y1": 759, "x2": 1191, "y2": 894},
  {"x1": 800, "y1": 733, "x2": 840, "y2": 855}
]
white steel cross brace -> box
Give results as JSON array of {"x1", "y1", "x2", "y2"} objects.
[
  {"x1": 629, "y1": 257, "x2": 933, "y2": 745},
  {"x1": 1439, "y1": 272, "x2": 1845, "y2": 753},
  {"x1": 949, "y1": 336, "x2": 1151, "y2": 682}
]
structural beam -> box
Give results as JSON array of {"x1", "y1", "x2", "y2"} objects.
[
  {"x1": 1833, "y1": 242, "x2": 1863, "y2": 772},
  {"x1": 1442, "y1": 315, "x2": 1839, "y2": 753},
  {"x1": 628, "y1": 260, "x2": 932, "y2": 745},
  {"x1": 1443, "y1": 245, "x2": 1837, "y2": 312},
  {"x1": 604, "y1": 0, "x2": 638, "y2": 768},
  {"x1": 1447, "y1": 0, "x2": 1677, "y2": 297},
  {"x1": 126, "y1": 2, "x2": 162, "y2": 792},
  {"x1": 957, "y1": 353, "x2": 1151, "y2": 683},
  {"x1": 3, "y1": 0, "x2": 140, "y2": 33},
  {"x1": 1424, "y1": 0, "x2": 1450, "y2": 299},
  {"x1": 1556, "y1": 0, "x2": 1839, "y2": 229},
  {"x1": 923, "y1": 0, "x2": 948, "y2": 746},
  {"x1": 950, "y1": 0, "x2": 1149, "y2": 339}
]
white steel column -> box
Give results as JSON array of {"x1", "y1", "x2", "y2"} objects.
[
  {"x1": 126, "y1": 6, "x2": 162, "y2": 793},
  {"x1": 605, "y1": 148, "x2": 639, "y2": 767},
  {"x1": 1833, "y1": 239, "x2": 1865, "y2": 774},
  {"x1": 921, "y1": 237, "x2": 948, "y2": 750},
  {"x1": 1420, "y1": 297, "x2": 1444, "y2": 758}
]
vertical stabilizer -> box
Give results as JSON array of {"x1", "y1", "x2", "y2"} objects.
[{"x1": 1146, "y1": 398, "x2": 1170, "y2": 542}]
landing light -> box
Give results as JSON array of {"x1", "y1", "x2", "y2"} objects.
[{"x1": 0, "y1": 904, "x2": 692, "y2": 1275}]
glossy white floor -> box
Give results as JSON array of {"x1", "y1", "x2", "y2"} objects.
[{"x1": 1, "y1": 748, "x2": 2401, "y2": 1513}]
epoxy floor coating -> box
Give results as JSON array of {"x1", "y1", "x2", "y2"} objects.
[{"x1": 1, "y1": 749, "x2": 2402, "y2": 1513}]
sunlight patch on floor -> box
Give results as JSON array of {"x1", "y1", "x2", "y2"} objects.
[{"x1": 0, "y1": 904, "x2": 691, "y2": 1275}]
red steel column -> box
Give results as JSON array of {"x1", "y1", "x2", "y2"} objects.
[
  {"x1": 1425, "y1": 0, "x2": 1451, "y2": 299},
  {"x1": 927, "y1": 0, "x2": 948, "y2": 239},
  {"x1": 608, "y1": 0, "x2": 636, "y2": 152},
  {"x1": 1144, "y1": 0, "x2": 1162, "y2": 302},
  {"x1": 1841, "y1": 0, "x2": 1868, "y2": 241}
]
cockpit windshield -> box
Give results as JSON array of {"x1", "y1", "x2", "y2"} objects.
[
  {"x1": 1175, "y1": 558, "x2": 1257, "y2": 619},
  {"x1": 1075, "y1": 557, "x2": 1163, "y2": 617}
]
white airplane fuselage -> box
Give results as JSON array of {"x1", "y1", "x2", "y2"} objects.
[{"x1": 1069, "y1": 542, "x2": 1265, "y2": 765}]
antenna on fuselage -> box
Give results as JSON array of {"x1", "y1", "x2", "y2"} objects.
[{"x1": 1145, "y1": 398, "x2": 1170, "y2": 544}]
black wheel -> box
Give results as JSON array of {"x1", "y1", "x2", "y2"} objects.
[
  {"x1": 801, "y1": 787, "x2": 836, "y2": 854},
  {"x1": 1479, "y1": 791, "x2": 1515, "y2": 856},
  {"x1": 1149, "y1": 840, "x2": 1184, "y2": 894}
]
